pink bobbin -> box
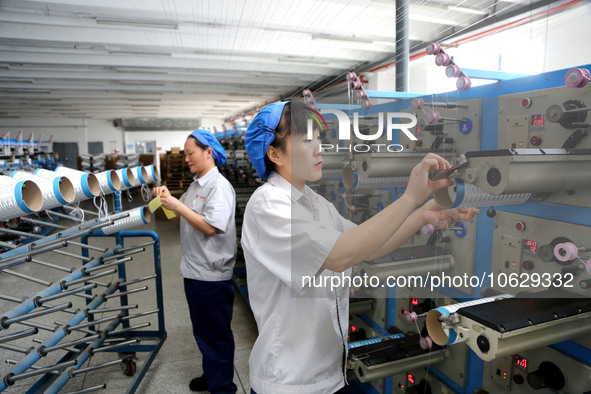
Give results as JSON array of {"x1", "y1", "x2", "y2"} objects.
[
  {"x1": 357, "y1": 90, "x2": 368, "y2": 99},
  {"x1": 421, "y1": 223, "x2": 435, "y2": 235},
  {"x1": 361, "y1": 99, "x2": 372, "y2": 110},
  {"x1": 403, "y1": 311, "x2": 418, "y2": 324},
  {"x1": 426, "y1": 42, "x2": 442, "y2": 56},
  {"x1": 339, "y1": 192, "x2": 347, "y2": 201},
  {"x1": 585, "y1": 259, "x2": 591, "y2": 275},
  {"x1": 347, "y1": 205, "x2": 356, "y2": 214},
  {"x1": 435, "y1": 53, "x2": 451, "y2": 67},
  {"x1": 419, "y1": 336, "x2": 433, "y2": 350},
  {"x1": 346, "y1": 72, "x2": 357, "y2": 81},
  {"x1": 554, "y1": 242, "x2": 578, "y2": 262},
  {"x1": 565, "y1": 68, "x2": 591, "y2": 88},
  {"x1": 425, "y1": 110, "x2": 441, "y2": 124},
  {"x1": 350, "y1": 80, "x2": 362, "y2": 90},
  {"x1": 456, "y1": 76, "x2": 472, "y2": 91},
  {"x1": 446, "y1": 64, "x2": 462, "y2": 78},
  {"x1": 411, "y1": 97, "x2": 424, "y2": 110},
  {"x1": 302, "y1": 89, "x2": 312, "y2": 97}
]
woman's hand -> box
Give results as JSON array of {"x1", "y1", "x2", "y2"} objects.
[
  {"x1": 152, "y1": 185, "x2": 171, "y2": 198},
  {"x1": 404, "y1": 153, "x2": 454, "y2": 206},
  {"x1": 419, "y1": 199, "x2": 481, "y2": 228},
  {"x1": 160, "y1": 193, "x2": 181, "y2": 211}
]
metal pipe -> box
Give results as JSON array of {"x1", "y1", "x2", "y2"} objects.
[
  {"x1": 70, "y1": 359, "x2": 121, "y2": 376},
  {"x1": 103, "y1": 286, "x2": 148, "y2": 300},
  {"x1": 395, "y1": 0, "x2": 409, "y2": 92},
  {"x1": 90, "y1": 338, "x2": 140, "y2": 354},
  {"x1": 120, "y1": 309, "x2": 159, "y2": 321},
  {"x1": 4, "y1": 360, "x2": 77, "y2": 385},
  {"x1": 39, "y1": 334, "x2": 101, "y2": 356},
  {"x1": 40, "y1": 303, "x2": 79, "y2": 315},
  {"x1": 62, "y1": 269, "x2": 117, "y2": 288},
  {"x1": 31, "y1": 258, "x2": 74, "y2": 273},
  {"x1": 1, "y1": 302, "x2": 72, "y2": 329},
  {"x1": 107, "y1": 322, "x2": 150, "y2": 337},
  {"x1": 117, "y1": 240, "x2": 155, "y2": 253},
  {"x1": 1, "y1": 269, "x2": 51, "y2": 286},
  {"x1": 119, "y1": 274, "x2": 157, "y2": 287},
  {"x1": 83, "y1": 257, "x2": 133, "y2": 275},
  {"x1": 65, "y1": 315, "x2": 120, "y2": 334},
  {"x1": 0, "y1": 343, "x2": 33, "y2": 354},
  {"x1": 101, "y1": 248, "x2": 144, "y2": 263},
  {"x1": 64, "y1": 384, "x2": 107, "y2": 393},
  {"x1": 19, "y1": 217, "x2": 68, "y2": 229},
  {"x1": 86, "y1": 305, "x2": 138, "y2": 315},
  {"x1": 36, "y1": 284, "x2": 97, "y2": 305},
  {"x1": 0, "y1": 294, "x2": 22, "y2": 303},
  {"x1": 0, "y1": 328, "x2": 38, "y2": 344}
]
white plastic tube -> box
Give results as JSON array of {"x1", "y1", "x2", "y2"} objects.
[
  {"x1": 434, "y1": 178, "x2": 532, "y2": 209},
  {"x1": 115, "y1": 168, "x2": 137, "y2": 190},
  {"x1": 52, "y1": 166, "x2": 101, "y2": 202},
  {"x1": 426, "y1": 294, "x2": 514, "y2": 346},
  {"x1": 9, "y1": 170, "x2": 75, "y2": 210},
  {"x1": 95, "y1": 170, "x2": 121, "y2": 195},
  {"x1": 0, "y1": 176, "x2": 43, "y2": 221},
  {"x1": 94, "y1": 206, "x2": 151, "y2": 235},
  {"x1": 144, "y1": 165, "x2": 160, "y2": 184},
  {"x1": 131, "y1": 166, "x2": 149, "y2": 185}
]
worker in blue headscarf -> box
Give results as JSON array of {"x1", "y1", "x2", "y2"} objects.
[
  {"x1": 241, "y1": 101, "x2": 480, "y2": 394},
  {"x1": 153, "y1": 129, "x2": 237, "y2": 393}
]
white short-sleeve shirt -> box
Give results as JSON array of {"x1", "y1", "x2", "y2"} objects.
[
  {"x1": 179, "y1": 167, "x2": 237, "y2": 281},
  {"x1": 241, "y1": 172, "x2": 357, "y2": 394}
]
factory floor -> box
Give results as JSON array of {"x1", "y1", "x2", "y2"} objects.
[{"x1": 0, "y1": 203, "x2": 258, "y2": 394}]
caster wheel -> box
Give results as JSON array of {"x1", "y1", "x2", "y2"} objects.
[{"x1": 121, "y1": 359, "x2": 137, "y2": 376}]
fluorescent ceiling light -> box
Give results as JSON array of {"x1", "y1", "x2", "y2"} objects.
[
  {"x1": 447, "y1": 6, "x2": 488, "y2": 15},
  {"x1": 96, "y1": 18, "x2": 178, "y2": 30},
  {"x1": 311, "y1": 33, "x2": 373, "y2": 44}
]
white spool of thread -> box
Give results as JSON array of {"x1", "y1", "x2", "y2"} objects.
[
  {"x1": 434, "y1": 178, "x2": 532, "y2": 209},
  {"x1": 0, "y1": 176, "x2": 43, "y2": 221},
  {"x1": 320, "y1": 169, "x2": 342, "y2": 180},
  {"x1": 95, "y1": 170, "x2": 122, "y2": 195},
  {"x1": 115, "y1": 168, "x2": 137, "y2": 190},
  {"x1": 94, "y1": 206, "x2": 151, "y2": 235},
  {"x1": 426, "y1": 294, "x2": 514, "y2": 346},
  {"x1": 144, "y1": 165, "x2": 160, "y2": 184},
  {"x1": 9, "y1": 170, "x2": 75, "y2": 210},
  {"x1": 131, "y1": 166, "x2": 150, "y2": 185},
  {"x1": 342, "y1": 166, "x2": 408, "y2": 190},
  {"x1": 52, "y1": 166, "x2": 101, "y2": 202}
]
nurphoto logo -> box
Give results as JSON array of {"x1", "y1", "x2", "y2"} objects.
[{"x1": 307, "y1": 108, "x2": 418, "y2": 153}]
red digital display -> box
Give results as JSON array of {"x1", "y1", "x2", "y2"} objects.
[
  {"x1": 515, "y1": 355, "x2": 527, "y2": 370},
  {"x1": 530, "y1": 114, "x2": 545, "y2": 130},
  {"x1": 411, "y1": 298, "x2": 419, "y2": 306},
  {"x1": 407, "y1": 374, "x2": 415, "y2": 384},
  {"x1": 523, "y1": 239, "x2": 538, "y2": 254}
]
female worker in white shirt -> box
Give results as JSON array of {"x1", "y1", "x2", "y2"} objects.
[
  {"x1": 242, "y1": 100, "x2": 480, "y2": 394},
  {"x1": 153, "y1": 129, "x2": 237, "y2": 394}
]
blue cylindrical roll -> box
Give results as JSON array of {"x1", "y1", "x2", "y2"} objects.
[
  {"x1": 115, "y1": 168, "x2": 137, "y2": 190},
  {"x1": 144, "y1": 164, "x2": 160, "y2": 184},
  {"x1": 434, "y1": 178, "x2": 532, "y2": 209},
  {"x1": 94, "y1": 206, "x2": 151, "y2": 235},
  {"x1": 131, "y1": 166, "x2": 149, "y2": 185},
  {"x1": 47, "y1": 167, "x2": 100, "y2": 202},
  {"x1": 9, "y1": 170, "x2": 75, "y2": 209},
  {"x1": 0, "y1": 176, "x2": 43, "y2": 221},
  {"x1": 95, "y1": 170, "x2": 121, "y2": 195}
]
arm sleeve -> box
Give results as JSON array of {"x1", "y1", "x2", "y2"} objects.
[
  {"x1": 201, "y1": 182, "x2": 235, "y2": 233},
  {"x1": 244, "y1": 191, "x2": 343, "y2": 295}
]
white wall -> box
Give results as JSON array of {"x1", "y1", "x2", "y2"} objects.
[{"x1": 0, "y1": 118, "x2": 124, "y2": 156}]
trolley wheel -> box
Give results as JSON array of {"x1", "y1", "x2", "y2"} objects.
[{"x1": 121, "y1": 359, "x2": 137, "y2": 376}]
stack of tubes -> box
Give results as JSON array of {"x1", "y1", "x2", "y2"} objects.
[{"x1": 0, "y1": 165, "x2": 160, "y2": 223}]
